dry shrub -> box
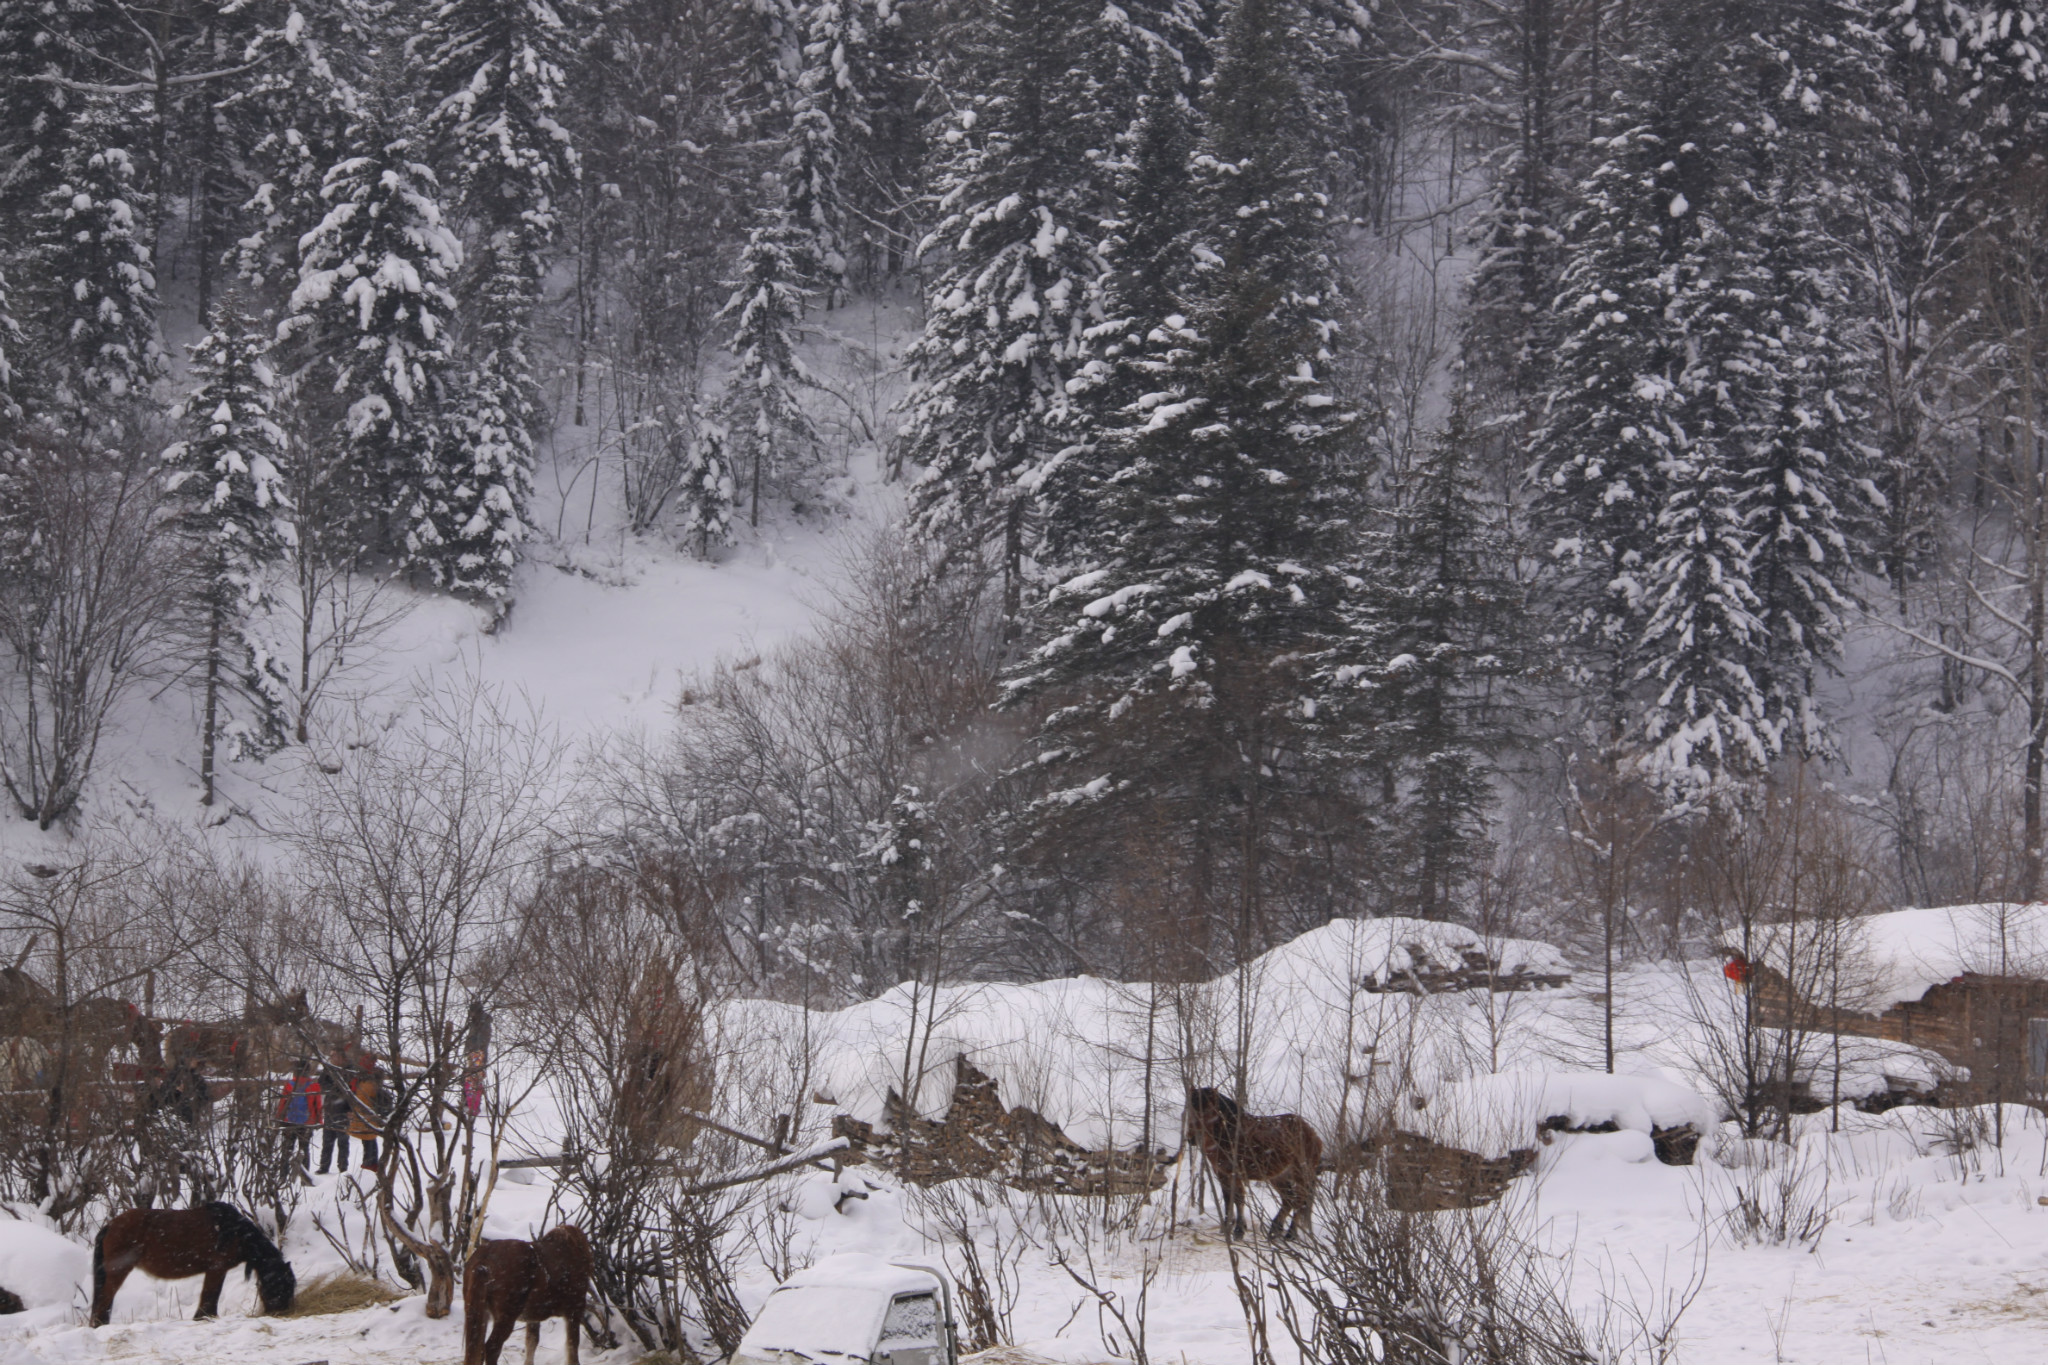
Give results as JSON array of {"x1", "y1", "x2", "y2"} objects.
[
  {"x1": 287, "y1": 1270, "x2": 405, "y2": 1316},
  {"x1": 1266, "y1": 1166, "x2": 1594, "y2": 1365}
]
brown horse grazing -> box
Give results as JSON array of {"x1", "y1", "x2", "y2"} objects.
[
  {"x1": 1184, "y1": 1087, "x2": 1323, "y2": 1241},
  {"x1": 90, "y1": 1202, "x2": 296, "y2": 1326},
  {"x1": 463, "y1": 1224, "x2": 592, "y2": 1365}
]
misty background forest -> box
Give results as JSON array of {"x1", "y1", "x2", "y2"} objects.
[{"x1": 0, "y1": 0, "x2": 2043, "y2": 1012}]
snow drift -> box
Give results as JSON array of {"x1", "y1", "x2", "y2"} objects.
[{"x1": 716, "y1": 916, "x2": 1572, "y2": 1150}]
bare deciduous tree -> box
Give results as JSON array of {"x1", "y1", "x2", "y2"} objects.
[
  {"x1": 0, "y1": 433, "x2": 186, "y2": 827},
  {"x1": 288, "y1": 678, "x2": 569, "y2": 1316},
  {"x1": 1678, "y1": 768, "x2": 1879, "y2": 1140}
]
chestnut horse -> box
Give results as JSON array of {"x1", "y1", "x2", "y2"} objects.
[
  {"x1": 463, "y1": 1224, "x2": 592, "y2": 1365},
  {"x1": 1183, "y1": 1087, "x2": 1322, "y2": 1240},
  {"x1": 90, "y1": 1202, "x2": 296, "y2": 1326}
]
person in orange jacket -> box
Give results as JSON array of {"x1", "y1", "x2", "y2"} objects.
[
  {"x1": 276, "y1": 1058, "x2": 323, "y2": 1174},
  {"x1": 349, "y1": 1054, "x2": 390, "y2": 1171}
]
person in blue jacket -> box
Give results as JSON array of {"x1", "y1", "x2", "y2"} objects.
[{"x1": 276, "y1": 1057, "x2": 323, "y2": 1176}]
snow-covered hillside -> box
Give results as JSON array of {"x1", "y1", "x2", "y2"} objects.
[{"x1": 0, "y1": 469, "x2": 898, "y2": 871}]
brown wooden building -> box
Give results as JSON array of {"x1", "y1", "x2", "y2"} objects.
[{"x1": 1735, "y1": 904, "x2": 2048, "y2": 1107}]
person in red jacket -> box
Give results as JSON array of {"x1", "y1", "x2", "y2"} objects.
[{"x1": 277, "y1": 1058, "x2": 323, "y2": 1176}]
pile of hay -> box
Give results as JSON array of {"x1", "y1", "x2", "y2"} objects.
[{"x1": 285, "y1": 1270, "x2": 405, "y2": 1317}]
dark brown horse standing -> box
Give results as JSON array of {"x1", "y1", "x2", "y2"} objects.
[
  {"x1": 462, "y1": 1224, "x2": 592, "y2": 1365},
  {"x1": 90, "y1": 1202, "x2": 296, "y2": 1326},
  {"x1": 1183, "y1": 1087, "x2": 1323, "y2": 1240}
]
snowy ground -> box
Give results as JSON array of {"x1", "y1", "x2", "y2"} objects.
[
  {"x1": 8, "y1": 948, "x2": 2048, "y2": 1363},
  {"x1": 6, "y1": 1108, "x2": 2048, "y2": 1364},
  {"x1": 0, "y1": 460, "x2": 897, "y2": 873}
]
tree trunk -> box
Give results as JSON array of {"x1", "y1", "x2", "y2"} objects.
[
  {"x1": 200, "y1": 606, "x2": 222, "y2": 806},
  {"x1": 1001, "y1": 500, "x2": 1023, "y2": 639},
  {"x1": 296, "y1": 566, "x2": 315, "y2": 744},
  {"x1": 2027, "y1": 397, "x2": 2046, "y2": 901},
  {"x1": 380, "y1": 1168, "x2": 458, "y2": 1318},
  {"x1": 751, "y1": 437, "x2": 763, "y2": 528}
]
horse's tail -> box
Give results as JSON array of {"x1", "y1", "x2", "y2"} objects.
[
  {"x1": 90, "y1": 1224, "x2": 105, "y2": 1317},
  {"x1": 463, "y1": 1258, "x2": 492, "y2": 1365}
]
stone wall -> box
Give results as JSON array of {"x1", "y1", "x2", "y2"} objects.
[{"x1": 832, "y1": 1057, "x2": 1174, "y2": 1197}]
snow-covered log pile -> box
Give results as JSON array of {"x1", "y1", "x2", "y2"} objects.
[
  {"x1": 1404, "y1": 1071, "x2": 1721, "y2": 1164},
  {"x1": 1350, "y1": 920, "x2": 1573, "y2": 994},
  {"x1": 1362, "y1": 1071, "x2": 1719, "y2": 1209},
  {"x1": 1364, "y1": 1128, "x2": 1539, "y2": 1211},
  {"x1": 1756, "y1": 1029, "x2": 1956, "y2": 1110}
]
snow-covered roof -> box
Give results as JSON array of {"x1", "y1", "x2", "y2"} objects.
[
  {"x1": 1734, "y1": 904, "x2": 2048, "y2": 1013},
  {"x1": 1406, "y1": 1070, "x2": 1721, "y2": 1160}
]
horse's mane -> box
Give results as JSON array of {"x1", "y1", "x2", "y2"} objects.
[
  {"x1": 205, "y1": 1202, "x2": 274, "y2": 1263},
  {"x1": 1189, "y1": 1086, "x2": 1241, "y2": 1141},
  {"x1": 205, "y1": 1202, "x2": 295, "y2": 1309}
]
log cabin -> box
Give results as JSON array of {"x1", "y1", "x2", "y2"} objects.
[{"x1": 1728, "y1": 904, "x2": 2048, "y2": 1108}]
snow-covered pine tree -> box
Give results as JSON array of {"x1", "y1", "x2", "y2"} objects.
[
  {"x1": 783, "y1": 0, "x2": 867, "y2": 290},
  {"x1": 898, "y1": 0, "x2": 1126, "y2": 623},
  {"x1": 783, "y1": 61, "x2": 845, "y2": 290},
  {"x1": 1895, "y1": 0, "x2": 2048, "y2": 153},
  {"x1": 1460, "y1": 0, "x2": 1598, "y2": 407},
  {"x1": 717, "y1": 211, "x2": 823, "y2": 526},
  {"x1": 1365, "y1": 394, "x2": 1522, "y2": 919},
  {"x1": 21, "y1": 96, "x2": 166, "y2": 426},
  {"x1": 1040, "y1": 45, "x2": 1200, "y2": 577},
  {"x1": 287, "y1": 107, "x2": 462, "y2": 568},
  {"x1": 1717, "y1": 17, "x2": 1869, "y2": 764},
  {"x1": 784, "y1": 0, "x2": 923, "y2": 287},
  {"x1": 867, "y1": 783, "x2": 936, "y2": 938},
  {"x1": 421, "y1": 0, "x2": 581, "y2": 605},
  {"x1": 1530, "y1": 10, "x2": 1718, "y2": 762},
  {"x1": 1537, "y1": 0, "x2": 1873, "y2": 797},
  {"x1": 163, "y1": 300, "x2": 295, "y2": 805},
  {"x1": 1631, "y1": 3, "x2": 1872, "y2": 791},
  {"x1": 170, "y1": 0, "x2": 281, "y2": 320},
  {"x1": 0, "y1": 0, "x2": 94, "y2": 253},
  {"x1": 234, "y1": 0, "x2": 378, "y2": 313},
  {"x1": 679, "y1": 414, "x2": 738, "y2": 557},
  {"x1": 1001, "y1": 0, "x2": 1364, "y2": 960},
  {"x1": 432, "y1": 312, "x2": 539, "y2": 604}
]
